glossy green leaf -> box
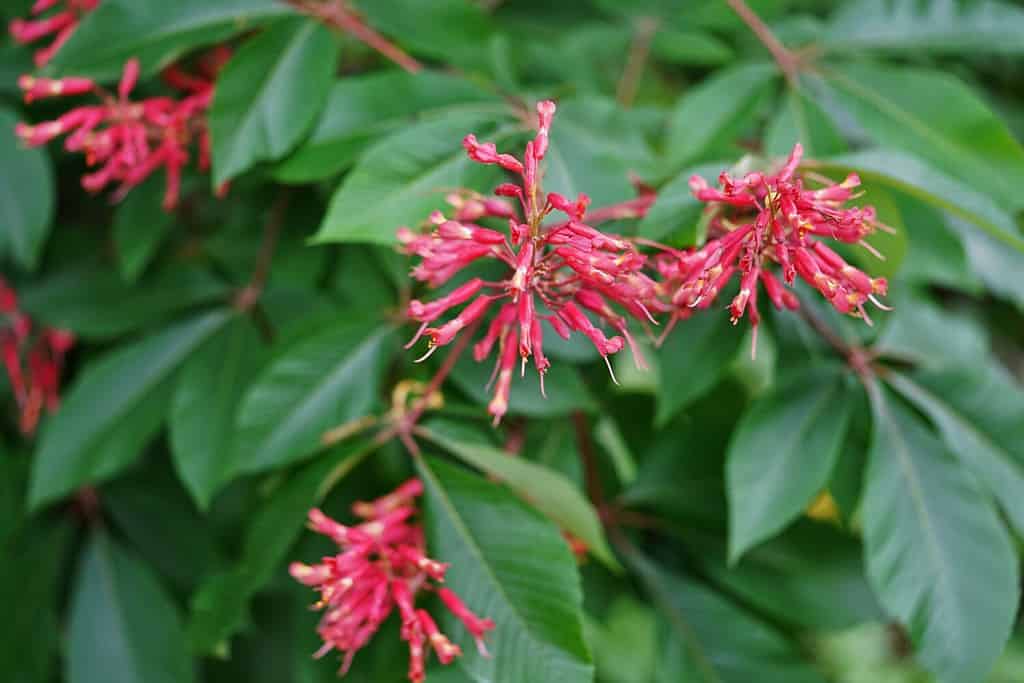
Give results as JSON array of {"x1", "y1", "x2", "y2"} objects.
[
  {"x1": 638, "y1": 161, "x2": 726, "y2": 243},
  {"x1": 817, "y1": 150, "x2": 1024, "y2": 254},
  {"x1": 232, "y1": 320, "x2": 392, "y2": 474},
  {"x1": 418, "y1": 457, "x2": 593, "y2": 683},
  {"x1": 28, "y1": 311, "x2": 231, "y2": 509},
  {"x1": 655, "y1": 311, "x2": 744, "y2": 425},
  {"x1": 631, "y1": 554, "x2": 826, "y2": 683},
  {"x1": 764, "y1": 87, "x2": 846, "y2": 158},
  {"x1": 313, "y1": 110, "x2": 512, "y2": 244},
  {"x1": 887, "y1": 367, "x2": 1024, "y2": 538},
  {"x1": 0, "y1": 108, "x2": 54, "y2": 271},
  {"x1": 665, "y1": 63, "x2": 778, "y2": 171},
  {"x1": 862, "y1": 387, "x2": 1018, "y2": 683},
  {"x1": 945, "y1": 214, "x2": 1024, "y2": 310},
  {"x1": 19, "y1": 265, "x2": 230, "y2": 340},
  {"x1": 46, "y1": 0, "x2": 292, "y2": 81},
  {"x1": 170, "y1": 317, "x2": 264, "y2": 508},
  {"x1": 890, "y1": 193, "x2": 978, "y2": 291},
  {"x1": 875, "y1": 289, "x2": 988, "y2": 368},
  {"x1": 824, "y1": 0, "x2": 1024, "y2": 56},
  {"x1": 450, "y1": 353, "x2": 597, "y2": 417},
  {"x1": 727, "y1": 365, "x2": 854, "y2": 561},
  {"x1": 652, "y1": 28, "x2": 735, "y2": 66},
  {"x1": 188, "y1": 442, "x2": 371, "y2": 654},
  {"x1": 274, "y1": 71, "x2": 499, "y2": 183},
  {"x1": 210, "y1": 18, "x2": 339, "y2": 186},
  {"x1": 69, "y1": 533, "x2": 194, "y2": 683},
  {"x1": 419, "y1": 424, "x2": 618, "y2": 569},
  {"x1": 353, "y1": 0, "x2": 495, "y2": 68},
  {"x1": 113, "y1": 177, "x2": 173, "y2": 283},
  {"x1": 824, "y1": 62, "x2": 1024, "y2": 211}
]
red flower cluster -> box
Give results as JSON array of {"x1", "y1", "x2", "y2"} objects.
[
  {"x1": 15, "y1": 50, "x2": 227, "y2": 209},
  {"x1": 8, "y1": 0, "x2": 98, "y2": 67},
  {"x1": 290, "y1": 479, "x2": 494, "y2": 683},
  {"x1": 0, "y1": 278, "x2": 74, "y2": 436},
  {"x1": 399, "y1": 101, "x2": 658, "y2": 423},
  {"x1": 655, "y1": 143, "x2": 890, "y2": 356}
]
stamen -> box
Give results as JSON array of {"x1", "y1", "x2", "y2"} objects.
[
  {"x1": 414, "y1": 345, "x2": 439, "y2": 363},
  {"x1": 868, "y1": 294, "x2": 893, "y2": 311},
  {"x1": 603, "y1": 355, "x2": 620, "y2": 386}
]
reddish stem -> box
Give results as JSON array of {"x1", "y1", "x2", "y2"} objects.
[
  {"x1": 291, "y1": 0, "x2": 422, "y2": 73},
  {"x1": 726, "y1": 0, "x2": 799, "y2": 85}
]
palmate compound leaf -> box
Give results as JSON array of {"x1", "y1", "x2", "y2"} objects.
[
  {"x1": 417, "y1": 457, "x2": 593, "y2": 683},
  {"x1": 726, "y1": 364, "x2": 855, "y2": 561},
  {"x1": 862, "y1": 385, "x2": 1019, "y2": 683}
]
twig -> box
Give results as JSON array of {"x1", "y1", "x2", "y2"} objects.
[
  {"x1": 572, "y1": 411, "x2": 606, "y2": 514},
  {"x1": 616, "y1": 17, "x2": 659, "y2": 109},
  {"x1": 795, "y1": 301, "x2": 876, "y2": 383},
  {"x1": 726, "y1": 0, "x2": 799, "y2": 86},
  {"x1": 235, "y1": 190, "x2": 290, "y2": 314}
]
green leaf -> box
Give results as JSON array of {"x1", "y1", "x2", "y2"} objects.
[
  {"x1": 19, "y1": 265, "x2": 231, "y2": 340},
  {"x1": 232, "y1": 320, "x2": 392, "y2": 474},
  {"x1": 945, "y1": 214, "x2": 1024, "y2": 310},
  {"x1": 419, "y1": 424, "x2": 618, "y2": 570},
  {"x1": 449, "y1": 352, "x2": 597, "y2": 418},
  {"x1": 652, "y1": 28, "x2": 735, "y2": 66},
  {"x1": 727, "y1": 365, "x2": 854, "y2": 561},
  {"x1": 698, "y1": 521, "x2": 882, "y2": 631},
  {"x1": 0, "y1": 108, "x2": 54, "y2": 271},
  {"x1": 764, "y1": 87, "x2": 846, "y2": 158},
  {"x1": 630, "y1": 554, "x2": 826, "y2": 683},
  {"x1": 816, "y1": 150, "x2": 1024, "y2": 255},
  {"x1": 417, "y1": 457, "x2": 593, "y2": 683},
  {"x1": 824, "y1": 62, "x2": 1024, "y2": 211},
  {"x1": 655, "y1": 311, "x2": 744, "y2": 426},
  {"x1": 274, "y1": 71, "x2": 499, "y2": 183},
  {"x1": 69, "y1": 533, "x2": 194, "y2": 683},
  {"x1": 188, "y1": 442, "x2": 372, "y2": 654},
  {"x1": 313, "y1": 109, "x2": 513, "y2": 244},
  {"x1": 46, "y1": 0, "x2": 292, "y2": 81},
  {"x1": 637, "y1": 161, "x2": 727, "y2": 243},
  {"x1": 875, "y1": 289, "x2": 988, "y2": 368},
  {"x1": 113, "y1": 177, "x2": 173, "y2": 283},
  {"x1": 886, "y1": 367, "x2": 1024, "y2": 538},
  {"x1": 28, "y1": 311, "x2": 231, "y2": 510},
  {"x1": 824, "y1": 0, "x2": 1024, "y2": 56},
  {"x1": 594, "y1": 416, "x2": 637, "y2": 485},
  {"x1": 891, "y1": 193, "x2": 978, "y2": 291},
  {"x1": 210, "y1": 18, "x2": 339, "y2": 186},
  {"x1": 862, "y1": 386, "x2": 1018, "y2": 683},
  {"x1": 170, "y1": 317, "x2": 264, "y2": 509},
  {"x1": 665, "y1": 63, "x2": 778, "y2": 171}
]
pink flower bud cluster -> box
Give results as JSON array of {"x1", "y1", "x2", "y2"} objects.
[
  {"x1": 15, "y1": 49, "x2": 229, "y2": 210},
  {"x1": 399, "y1": 101, "x2": 659, "y2": 424},
  {"x1": 0, "y1": 278, "x2": 74, "y2": 436},
  {"x1": 8, "y1": 0, "x2": 98, "y2": 67},
  {"x1": 290, "y1": 479, "x2": 495, "y2": 683},
  {"x1": 656, "y1": 143, "x2": 890, "y2": 356}
]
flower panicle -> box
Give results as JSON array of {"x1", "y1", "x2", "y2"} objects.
[
  {"x1": 8, "y1": 0, "x2": 98, "y2": 67},
  {"x1": 290, "y1": 478, "x2": 494, "y2": 683},
  {"x1": 399, "y1": 100, "x2": 660, "y2": 423}
]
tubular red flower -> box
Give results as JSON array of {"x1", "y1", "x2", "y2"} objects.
[
  {"x1": 8, "y1": 0, "x2": 98, "y2": 67},
  {"x1": 399, "y1": 101, "x2": 659, "y2": 422},
  {"x1": 291, "y1": 479, "x2": 493, "y2": 682},
  {"x1": 658, "y1": 143, "x2": 891, "y2": 357}
]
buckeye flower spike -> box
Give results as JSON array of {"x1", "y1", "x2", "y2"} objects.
[{"x1": 399, "y1": 100, "x2": 660, "y2": 424}]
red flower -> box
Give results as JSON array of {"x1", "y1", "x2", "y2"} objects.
[
  {"x1": 656, "y1": 143, "x2": 890, "y2": 356},
  {"x1": 15, "y1": 50, "x2": 228, "y2": 209},
  {"x1": 290, "y1": 479, "x2": 494, "y2": 682},
  {"x1": 400, "y1": 101, "x2": 659, "y2": 424},
  {"x1": 8, "y1": 0, "x2": 99, "y2": 67},
  {"x1": 0, "y1": 278, "x2": 74, "y2": 436}
]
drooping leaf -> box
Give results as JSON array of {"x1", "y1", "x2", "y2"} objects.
[
  {"x1": 944, "y1": 214, "x2": 1024, "y2": 310},
  {"x1": 0, "y1": 107, "x2": 54, "y2": 271},
  {"x1": 824, "y1": 0, "x2": 1024, "y2": 56},
  {"x1": 861, "y1": 386, "x2": 1018, "y2": 683},
  {"x1": 727, "y1": 364, "x2": 854, "y2": 561},
  {"x1": 664, "y1": 63, "x2": 778, "y2": 171},
  {"x1": 187, "y1": 442, "x2": 373, "y2": 654},
  {"x1": 313, "y1": 110, "x2": 513, "y2": 244},
  {"x1": 29, "y1": 311, "x2": 231, "y2": 510},
  {"x1": 113, "y1": 177, "x2": 173, "y2": 283},
  {"x1": 46, "y1": 0, "x2": 293, "y2": 81},
  {"x1": 419, "y1": 423, "x2": 618, "y2": 569},
  {"x1": 232, "y1": 319, "x2": 393, "y2": 474},
  {"x1": 886, "y1": 366, "x2": 1024, "y2": 538},
  {"x1": 764, "y1": 87, "x2": 847, "y2": 158},
  {"x1": 889, "y1": 193, "x2": 978, "y2": 291},
  {"x1": 209, "y1": 17, "x2": 339, "y2": 186},
  {"x1": 630, "y1": 553, "x2": 827, "y2": 683},
  {"x1": 824, "y1": 62, "x2": 1024, "y2": 211},
  {"x1": 417, "y1": 457, "x2": 593, "y2": 683},
  {"x1": 655, "y1": 311, "x2": 744, "y2": 425},
  {"x1": 274, "y1": 71, "x2": 499, "y2": 183},
  {"x1": 875, "y1": 289, "x2": 988, "y2": 368},
  {"x1": 68, "y1": 533, "x2": 194, "y2": 683},
  {"x1": 170, "y1": 317, "x2": 265, "y2": 508}
]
